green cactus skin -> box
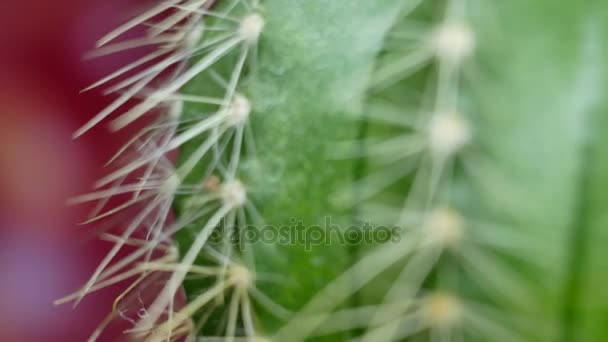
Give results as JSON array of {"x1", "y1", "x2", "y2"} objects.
[{"x1": 59, "y1": 0, "x2": 608, "y2": 341}]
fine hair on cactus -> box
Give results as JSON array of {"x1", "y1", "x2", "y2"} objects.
[{"x1": 54, "y1": 0, "x2": 608, "y2": 341}]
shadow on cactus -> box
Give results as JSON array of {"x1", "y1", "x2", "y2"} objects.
[{"x1": 57, "y1": 0, "x2": 608, "y2": 341}]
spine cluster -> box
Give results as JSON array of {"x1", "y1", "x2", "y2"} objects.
[{"x1": 59, "y1": 1, "x2": 268, "y2": 341}]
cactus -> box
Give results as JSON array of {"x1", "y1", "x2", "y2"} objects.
[{"x1": 58, "y1": 0, "x2": 608, "y2": 341}]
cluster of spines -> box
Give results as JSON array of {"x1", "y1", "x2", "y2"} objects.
[{"x1": 57, "y1": 1, "x2": 272, "y2": 341}]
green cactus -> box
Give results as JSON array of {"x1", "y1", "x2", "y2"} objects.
[{"x1": 58, "y1": 0, "x2": 608, "y2": 341}]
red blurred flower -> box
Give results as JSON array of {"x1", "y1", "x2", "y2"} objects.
[{"x1": 0, "y1": 1, "x2": 180, "y2": 341}]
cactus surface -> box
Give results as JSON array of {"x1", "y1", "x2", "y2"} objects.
[{"x1": 60, "y1": 0, "x2": 608, "y2": 341}]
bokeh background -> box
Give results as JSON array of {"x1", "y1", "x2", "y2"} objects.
[{"x1": 0, "y1": 1, "x2": 156, "y2": 340}]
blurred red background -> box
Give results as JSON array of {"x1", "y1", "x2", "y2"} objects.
[{"x1": 0, "y1": 0, "x2": 161, "y2": 340}]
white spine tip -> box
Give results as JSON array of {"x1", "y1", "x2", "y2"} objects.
[
  {"x1": 167, "y1": 99, "x2": 184, "y2": 120},
  {"x1": 239, "y1": 13, "x2": 265, "y2": 45},
  {"x1": 422, "y1": 292, "x2": 463, "y2": 328},
  {"x1": 225, "y1": 94, "x2": 252, "y2": 126},
  {"x1": 167, "y1": 245, "x2": 179, "y2": 260},
  {"x1": 425, "y1": 207, "x2": 464, "y2": 248},
  {"x1": 431, "y1": 21, "x2": 475, "y2": 64},
  {"x1": 220, "y1": 180, "x2": 247, "y2": 208},
  {"x1": 428, "y1": 110, "x2": 471, "y2": 157},
  {"x1": 162, "y1": 173, "x2": 181, "y2": 194},
  {"x1": 183, "y1": 24, "x2": 204, "y2": 50}
]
